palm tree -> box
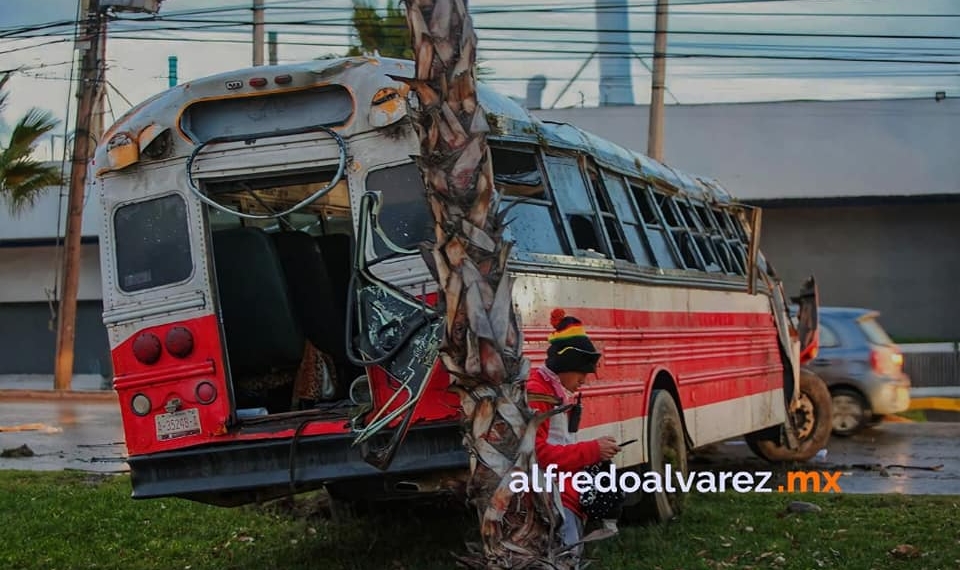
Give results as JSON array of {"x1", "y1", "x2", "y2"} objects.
[
  {"x1": 399, "y1": 1, "x2": 572, "y2": 567},
  {"x1": 0, "y1": 73, "x2": 62, "y2": 215}
]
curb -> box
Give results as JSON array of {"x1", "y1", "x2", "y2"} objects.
[
  {"x1": 908, "y1": 397, "x2": 960, "y2": 413},
  {"x1": 0, "y1": 389, "x2": 118, "y2": 403}
]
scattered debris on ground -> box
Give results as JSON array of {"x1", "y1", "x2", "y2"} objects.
[
  {"x1": 0, "y1": 423, "x2": 62, "y2": 434},
  {"x1": 786, "y1": 501, "x2": 822, "y2": 514},
  {"x1": 1, "y1": 444, "x2": 35, "y2": 458}
]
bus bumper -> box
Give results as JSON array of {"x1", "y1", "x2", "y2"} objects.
[{"x1": 126, "y1": 422, "x2": 468, "y2": 506}]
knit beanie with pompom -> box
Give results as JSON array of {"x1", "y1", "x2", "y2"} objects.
[{"x1": 545, "y1": 308, "x2": 601, "y2": 374}]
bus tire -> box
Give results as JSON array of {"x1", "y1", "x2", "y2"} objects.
[
  {"x1": 621, "y1": 389, "x2": 688, "y2": 524},
  {"x1": 746, "y1": 369, "x2": 832, "y2": 463}
]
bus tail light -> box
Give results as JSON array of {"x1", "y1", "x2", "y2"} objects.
[
  {"x1": 133, "y1": 332, "x2": 162, "y2": 364},
  {"x1": 165, "y1": 326, "x2": 194, "y2": 359},
  {"x1": 249, "y1": 77, "x2": 268, "y2": 88},
  {"x1": 274, "y1": 74, "x2": 292, "y2": 85},
  {"x1": 196, "y1": 381, "x2": 217, "y2": 404},
  {"x1": 131, "y1": 393, "x2": 152, "y2": 416}
]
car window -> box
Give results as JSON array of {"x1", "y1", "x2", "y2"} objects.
[
  {"x1": 818, "y1": 323, "x2": 839, "y2": 348},
  {"x1": 858, "y1": 316, "x2": 894, "y2": 346}
]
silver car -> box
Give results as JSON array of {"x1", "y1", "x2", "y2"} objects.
[{"x1": 803, "y1": 307, "x2": 912, "y2": 436}]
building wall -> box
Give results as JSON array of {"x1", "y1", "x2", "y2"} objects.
[
  {"x1": 0, "y1": 243, "x2": 102, "y2": 303},
  {"x1": 0, "y1": 175, "x2": 102, "y2": 241},
  {"x1": 533, "y1": 98, "x2": 960, "y2": 201},
  {"x1": 0, "y1": 300, "x2": 111, "y2": 375},
  {"x1": 0, "y1": 243, "x2": 107, "y2": 375},
  {"x1": 759, "y1": 202, "x2": 960, "y2": 342}
]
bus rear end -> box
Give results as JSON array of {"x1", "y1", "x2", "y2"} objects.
[{"x1": 93, "y1": 58, "x2": 467, "y2": 506}]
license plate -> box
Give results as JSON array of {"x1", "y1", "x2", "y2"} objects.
[{"x1": 155, "y1": 408, "x2": 201, "y2": 441}]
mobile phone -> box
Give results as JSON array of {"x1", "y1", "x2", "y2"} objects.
[{"x1": 618, "y1": 439, "x2": 638, "y2": 447}]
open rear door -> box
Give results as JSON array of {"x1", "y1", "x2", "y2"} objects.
[
  {"x1": 791, "y1": 275, "x2": 819, "y2": 364},
  {"x1": 346, "y1": 192, "x2": 443, "y2": 471}
]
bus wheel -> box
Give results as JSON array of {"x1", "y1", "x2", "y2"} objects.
[
  {"x1": 621, "y1": 390, "x2": 688, "y2": 524},
  {"x1": 746, "y1": 370, "x2": 832, "y2": 463}
]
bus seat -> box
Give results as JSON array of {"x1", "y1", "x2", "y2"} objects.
[
  {"x1": 314, "y1": 233, "x2": 353, "y2": 318},
  {"x1": 212, "y1": 227, "x2": 305, "y2": 376},
  {"x1": 314, "y1": 232, "x2": 364, "y2": 391},
  {"x1": 271, "y1": 232, "x2": 347, "y2": 371}
]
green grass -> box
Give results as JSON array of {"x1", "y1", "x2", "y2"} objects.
[
  {"x1": 894, "y1": 409, "x2": 927, "y2": 422},
  {"x1": 2, "y1": 470, "x2": 960, "y2": 569}
]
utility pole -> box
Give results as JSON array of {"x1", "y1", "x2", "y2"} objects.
[
  {"x1": 54, "y1": 0, "x2": 104, "y2": 390},
  {"x1": 647, "y1": 0, "x2": 668, "y2": 161},
  {"x1": 253, "y1": 0, "x2": 265, "y2": 66},
  {"x1": 92, "y1": 16, "x2": 108, "y2": 143}
]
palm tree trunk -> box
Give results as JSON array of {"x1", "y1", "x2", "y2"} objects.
[{"x1": 399, "y1": 1, "x2": 572, "y2": 567}]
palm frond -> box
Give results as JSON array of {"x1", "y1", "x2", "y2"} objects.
[
  {"x1": 0, "y1": 160, "x2": 62, "y2": 215},
  {"x1": 2, "y1": 108, "x2": 59, "y2": 162},
  {"x1": 0, "y1": 71, "x2": 63, "y2": 216}
]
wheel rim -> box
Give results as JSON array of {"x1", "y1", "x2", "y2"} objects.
[
  {"x1": 832, "y1": 394, "x2": 864, "y2": 433},
  {"x1": 793, "y1": 392, "x2": 816, "y2": 440}
]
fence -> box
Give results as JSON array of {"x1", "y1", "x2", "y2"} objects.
[{"x1": 901, "y1": 342, "x2": 959, "y2": 393}]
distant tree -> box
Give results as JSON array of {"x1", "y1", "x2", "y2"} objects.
[
  {"x1": 343, "y1": 0, "x2": 494, "y2": 80},
  {"x1": 0, "y1": 73, "x2": 62, "y2": 216},
  {"x1": 347, "y1": 0, "x2": 412, "y2": 59}
]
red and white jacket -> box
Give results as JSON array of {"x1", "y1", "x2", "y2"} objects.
[{"x1": 526, "y1": 365, "x2": 602, "y2": 520}]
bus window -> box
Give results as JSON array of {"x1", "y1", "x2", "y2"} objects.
[
  {"x1": 541, "y1": 154, "x2": 607, "y2": 257},
  {"x1": 657, "y1": 194, "x2": 704, "y2": 271},
  {"x1": 676, "y1": 198, "x2": 723, "y2": 273},
  {"x1": 696, "y1": 204, "x2": 744, "y2": 275},
  {"x1": 365, "y1": 162, "x2": 434, "y2": 256},
  {"x1": 114, "y1": 194, "x2": 193, "y2": 293},
  {"x1": 491, "y1": 146, "x2": 545, "y2": 199},
  {"x1": 587, "y1": 168, "x2": 630, "y2": 262},
  {"x1": 629, "y1": 182, "x2": 680, "y2": 270},
  {"x1": 492, "y1": 146, "x2": 568, "y2": 256},
  {"x1": 600, "y1": 170, "x2": 654, "y2": 267}
]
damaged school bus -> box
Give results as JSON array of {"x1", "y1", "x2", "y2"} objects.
[{"x1": 93, "y1": 56, "x2": 827, "y2": 521}]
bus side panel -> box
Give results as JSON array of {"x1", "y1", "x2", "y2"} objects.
[{"x1": 513, "y1": 273, "x2": 787, "y2": 465}]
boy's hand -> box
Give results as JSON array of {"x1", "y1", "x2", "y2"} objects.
[{"x1": 596, "y1": 436, "x2": 621, "y2": 460}]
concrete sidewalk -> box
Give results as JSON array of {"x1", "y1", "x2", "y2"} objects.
[{"x1": 0, "y1": 374, "x2": 116, "y2": 402}]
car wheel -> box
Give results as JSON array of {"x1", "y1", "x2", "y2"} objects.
[
  {"x1": 621, "y1": 390, "x2": 688, "y2": 524},
  {"x1": 831, "y1": 388, "x2": 869, "y2": 437},
  {"x1": 745, "y1": 370, "x2": 833, "y2": 463}
]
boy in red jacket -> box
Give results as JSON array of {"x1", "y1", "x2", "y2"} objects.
[{"x1": 527, "y1": 309, "x2": 620, "y2": 563}]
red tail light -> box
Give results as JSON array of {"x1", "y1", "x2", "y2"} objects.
[
  {"x1": 133, "y1": 332, "x2": 162, "y2": 365},
  {"x1": 870, "y1": 349, "x2": 903, "y2": 374},
  {"x1": 196, "y1": 381, "x2": 217, "y2": 404},
  {"x1": 165, "y1": 326, "x2": 194, "y2": 359}
]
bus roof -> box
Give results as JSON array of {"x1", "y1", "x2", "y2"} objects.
[{"x1": 94, "y1": 56, "x2": 735, "y2": 205}]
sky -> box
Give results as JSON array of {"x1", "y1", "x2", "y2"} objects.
[{"x1": 1, "y1": 0, "x2": 958, "y2": 160}]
